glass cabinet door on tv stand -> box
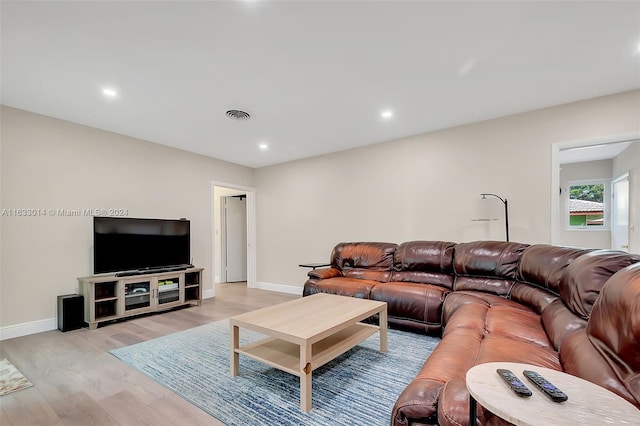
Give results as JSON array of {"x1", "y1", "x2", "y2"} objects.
[
  {"x1": 123, "y1": 280, "x2": 152, "y2": 312},
  {"x1": 156, "y1": 276, "x2": 182, "y2": 308}
]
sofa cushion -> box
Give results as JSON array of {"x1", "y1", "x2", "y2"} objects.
[
  {"x1": 445, "y1": 296, "x2": 557, "y2": 360},
  {"x1": 509, "y1": 282, "x2": 558, "y2": 315},
  {"x1": 442, "y1": 290, "x2": 530, "y2": 326},
  {"x1": 475, "y1": 334, "x2": 560, "y2": 369},
  {"x1": 442, "y1": 299, "x2": 488, "y2": 334},
  {"x1": 331, "y1": 242, "x2": 397, "y2": 282},
  {"x1": 391, "y1": 241, "x2": 456, "y2": 289},
  {"x1": 453, "y1": 241, "x2": 529, "y2": 295},
  {"x1": 559, "y1": 250, "x2": 640, "y2": 320},
  {"x1": 540, "y1": 298, "x2": 587, "y2": 351},
  {"x1": 370, "y1": 282, "x2": 449, "y2": 334},
  {"x1": 483, "y1": 306, "x2": 552, "y2": 348},
  {"x1": 517, "y1": 244, "x2": 591, "y2": 294}
]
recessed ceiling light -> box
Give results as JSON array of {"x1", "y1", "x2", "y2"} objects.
[
  {"x1": 381, "y1": 109, "x2": 394, "y2": 119},
  {"x1": 102, "y1": 87, "x2": 117, "y2": 98},
  {"x1": 259, "y1": 143, "x2": 268, "y2": 150}
]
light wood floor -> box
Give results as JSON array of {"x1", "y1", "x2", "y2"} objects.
[{"x1": 0, "y1": 283, "x2": 299, "y2": 426}]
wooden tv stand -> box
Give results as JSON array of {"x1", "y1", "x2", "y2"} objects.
[{"x1": 79, "y1": 267, "x2": 203, "y2": 329}]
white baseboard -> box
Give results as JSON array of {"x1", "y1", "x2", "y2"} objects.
[
  {"x1": 1, "y1": 317, "x2": 57, "y2": 341},
  {"x1": 1, "y1": 285, "x2": 298, "y2": 340},
  {"x1": 252, "y1": 281, "x2": 304, "y2": 296}
]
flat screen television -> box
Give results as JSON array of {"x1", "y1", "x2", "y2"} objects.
[{"x1": 93, "y1": 217, "x2": 190, "y2": 274}]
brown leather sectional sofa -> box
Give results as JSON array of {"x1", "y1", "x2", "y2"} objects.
[{"x1": 302, "y1": 241, "x2": 640, "y2": 425}]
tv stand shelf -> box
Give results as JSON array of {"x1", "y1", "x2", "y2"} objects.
[{"x1": 79, "y1": 267, "x2": 203, "y2": 329}]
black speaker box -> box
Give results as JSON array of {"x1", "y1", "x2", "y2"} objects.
[{"x1": 57, "y1": 294, "x2": 84, "y2": 332}]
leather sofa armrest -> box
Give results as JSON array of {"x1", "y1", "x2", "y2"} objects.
[
  {"x1": 392, "y1": 377, "x2": 442, "y2": 425},
  {"x1": 308, "y1": 267, "x2": 341, "y2": 279}
]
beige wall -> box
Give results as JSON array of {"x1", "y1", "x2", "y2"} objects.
[
  {"x1": 0, "y1": 106, "x2": 254, "y2": 332},
  {"x1": 2, "y1": 90, "x2": 639, "y2": 334},
  {"x1": 558, "y1": 160, "x2": 612, "y2": 248},
  {"x1": 255, "y1": 90, "x2": 640, "y2": 289}
]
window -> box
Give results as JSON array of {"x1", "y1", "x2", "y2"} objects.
[{"x1": 566, "y1": 179, "x2": 610, "y2": 230}]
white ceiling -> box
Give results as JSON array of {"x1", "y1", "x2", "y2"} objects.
[
  {"x1": 2, "y1": 1, "x2": 639, "y2": 168},
  {"x1": 558, "y1": 140, "x2": 636, "y2": 164}
]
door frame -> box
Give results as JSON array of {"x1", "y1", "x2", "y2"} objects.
[
  {"x1": 550, "y1": 131, "x2": 640, "y2": 245},
  {"x1": 211, "y1": 181, "x2": 257, "y2": 292}
]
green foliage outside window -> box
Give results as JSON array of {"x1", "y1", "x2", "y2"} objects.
[{"x1": 569, "y1": 184, "x2": 604, "y2": 202}]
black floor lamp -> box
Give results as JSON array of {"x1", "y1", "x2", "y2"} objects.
[{"x1": 481, "y1": 193, "x2": 509, "y2": 242}]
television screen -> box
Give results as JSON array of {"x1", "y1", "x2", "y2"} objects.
[{"x1": 94, "y1": 217, "x2": 190, "y2": 274}]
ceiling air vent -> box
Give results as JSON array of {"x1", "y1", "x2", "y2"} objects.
[{"x1": 226, "y1": 109, "x2": 250, "y2": 120}]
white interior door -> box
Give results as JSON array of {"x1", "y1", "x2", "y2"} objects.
[
  {"x1": 612, "y1": 173, "x2": 630, "y2": 252},
  {"x1": 223, "y1": 196, "x2": 247, "y2": 282}
]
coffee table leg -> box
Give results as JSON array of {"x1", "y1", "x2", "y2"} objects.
[
  {"x1": 230, "y1": 324, "x2": 239, "y2": 376},
  {"x1": 379, "y1": 307, "x2": 388, "y2": 353},
  {"x1": 469, "y1": 394, "x2": 477, "y2": 426},
  {"x1": 300, "y1": 341, "x2": 312, "y2": 412}
]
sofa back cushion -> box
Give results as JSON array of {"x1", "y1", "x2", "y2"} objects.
[
  {"x1": 559, "y1": 250, "x2": 640, "y2": 320},
  {"x1": 331, "y1": 242, "x2": 397, "y2": 282},
  {"x1": 511, "y1": 244, "x2": 591, "y2": 315},
  {"x1": 391, "y1": 240, "x2": 456, "y2": 289},
  {"x1": 517, "y1": 244, "x2": 591, "y2": 294},
  {"x1": 453, "y1": 241, "x2": 529, "y2": 295}
]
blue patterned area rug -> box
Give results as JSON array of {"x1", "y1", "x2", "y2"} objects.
[{"x1": 110, "y1": 319, "x2": 440, "y2": 426}]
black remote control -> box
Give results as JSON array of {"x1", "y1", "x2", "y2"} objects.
[
  {"x1": 496, "y1": 369, "x2": 532, "y2": 397},
  {"x1": 523, "y1": 370, "x2": 568, "y2": 402}
]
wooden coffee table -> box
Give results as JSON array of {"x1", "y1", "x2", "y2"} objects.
[
  {"x1": 466, "y1": 362, "x2": 640, "y2": 425},
  {"x1": 229, "y1": 293, "x2": 387, "y2": 412}
]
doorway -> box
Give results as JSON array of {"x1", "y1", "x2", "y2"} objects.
[
  {"x1": 551, "y1": 132, "x2": 639, "y2": 251},
  {"x1": 212, "y1": 183, "x2": 255, "y2": 288},
  {"x1": 222, "y1": 195, "x2": 247, "y2": 282}
]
